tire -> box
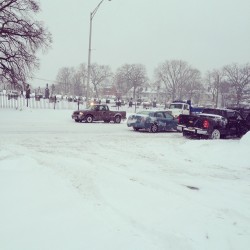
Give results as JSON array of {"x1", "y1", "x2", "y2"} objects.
[
  {"x1": 114, "y1": 115, "x2": 121, "y2": 124},
  {"x1": 209, "y1": 129, "x2": 221, "y2": 139},
  {"x1": 104, "y1": 119, "x2": 110, "y2": 123},
  {"x1": 133, "y1": 127, "x2": 139, "y2": 131},
  {"x1": 75, "y1": 119, "x2": 80, "y2": 122},
  {"x1": 150, "y1": 124, "x2": 158, "y2": 133},
  {"x1": 85, "y1": 115, "x2": 93, "y2": 123}
]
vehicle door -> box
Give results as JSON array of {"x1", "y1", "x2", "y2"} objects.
[
  {"x1": 93, "y1": 105, "x2": 101, "y2": 121},
  {"x1": 102, "y1": 105, "x2": 111, "y2": 120},
  {"x1": 164, "y1": 112, "x2": 177, "y2": 130},
  {"x1": 154, "y1": 112, "x2": 167, "y2": 130},
  {"x1": 95, "y1": 105, "x2": 103, "y2": 121},
  {"x1": 183, "y1": 104, "x2": 190, "y2": 115},
  {"x1": 96, "y1": 105, "x2": 110, "y2": 121}
]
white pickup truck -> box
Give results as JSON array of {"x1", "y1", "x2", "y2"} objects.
[{"x1": 167, "y1": 101, "x2": 203, "y2": 118}]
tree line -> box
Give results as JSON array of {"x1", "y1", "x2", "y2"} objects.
[{"x1": 54, "y1": 61, "x2": 250, "y2": 107}]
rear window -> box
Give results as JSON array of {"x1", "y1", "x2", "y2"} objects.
[
  {"x1": 226, "y1": 111, "x2": 236, "y2": 118},
  {"x1": 202, "y1": 109, "x2": 222, "y2": 116}
]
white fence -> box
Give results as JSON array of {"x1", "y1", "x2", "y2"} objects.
[{"x1": 0, "y1": 95, "x2": 85, "y2": 110}]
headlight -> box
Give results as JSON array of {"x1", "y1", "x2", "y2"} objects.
[{"x1": 79, "y1": 112, "x2": 84, "y2": 115}]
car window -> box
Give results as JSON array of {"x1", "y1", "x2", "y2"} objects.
[
  {"x1": 155, "y1": 112, "x2": 164, "y2": 118},
  {"x1": 236, "y1": 112, "x2": 243, "y2": 120},
  {"x1": 227, "y1": 111, "x2": 236, "y2": 118},
  {"x1": 164, "y1": 113, "x2": 173, "y2": 119}
]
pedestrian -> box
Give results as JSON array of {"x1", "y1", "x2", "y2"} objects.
[
  {"x1": 26, "y1": 84, "x2": 31, "y2": 107},
  {"x1": 129, "y1": 98, "x2": 133, "y2": 108},
  {"x1": 26, "y1": 84, "x2": 30, "y2": 99}
]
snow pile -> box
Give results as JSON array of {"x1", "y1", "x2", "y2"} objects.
[{"x1": 240, "y1": 131, "x2": 250, "y2": 145}]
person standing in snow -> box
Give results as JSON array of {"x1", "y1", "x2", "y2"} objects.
[{"x1": 26, "y1": 84, "x2": 31, "y2": 107}]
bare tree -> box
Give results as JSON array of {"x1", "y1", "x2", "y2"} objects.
[
  {"x1": 77, "y1": 63, "x2": 87, "y2": 97},
  {"x1": 114, "y1": 64, "x2": 148, "y2": 99},
  {"x1": 223, "y1": 63, "x2": 250, "y2": 106},
  {"x1": 185, "y1": 80, "x2": 204, "y2": 105},
  {"x1": 154, "y1": 60, "x2": 201, "y2": 101},
  {"x1": 114, "y1": 65, "x2": 132, "y2": 96},
  {"x1": 90, "y1": 63, "x2": 112, "y2": 99},
  {"x1": 70, "y1": 69, "x2": 82, "y2": 96},
  {"x1": 0, "y1": 0, "x2": 52, "y2": 88},
  {"x1": 205, "y1": 69, "x2": 224, "y2": 107},
  {"x1": 56, "y1": 67, "x2": 72, "y2": 95},
  {"x1": 183, "y1": 69, "x2": 202, "y2": 102}
]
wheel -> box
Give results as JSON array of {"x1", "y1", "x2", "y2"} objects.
[
  {"x1": 209, "y1": 129, "x2": 221, "y2": 139},
  {"x1": 74, "y1": 119, "x2": 80, "y2": 122},
  {"x1": 114, "y1": 115, "x2": 121, "y2": 123},
  {"x1": 133, "y1": 127, "x2": 139, "y2": 131},
  {"x1": 150, "y1": 124, "x2": 158, "y2": 133},
  {"x1": 85, "y1": 115, "x2": 93, "y2": 123}
]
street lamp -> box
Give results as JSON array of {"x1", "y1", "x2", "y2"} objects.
[{"x1": 86, "y1": 0, "x2": 111, "y2": 107}]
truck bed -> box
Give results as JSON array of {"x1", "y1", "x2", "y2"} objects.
[{"x1": 177, "y1": 114, "x2": 199, "y2": 131}]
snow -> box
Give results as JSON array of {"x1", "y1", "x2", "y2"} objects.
[{"x1": 0, "y1": 108, "x2": 250, "y2": 250}]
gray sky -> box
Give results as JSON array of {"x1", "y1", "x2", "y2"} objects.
[{"x1": 33, "y1": 0, "x2": 250, "y2": 88}]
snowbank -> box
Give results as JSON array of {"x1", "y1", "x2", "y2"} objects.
[{"x1": 240, "y1": 131, "x2": 250, "y2": 145}]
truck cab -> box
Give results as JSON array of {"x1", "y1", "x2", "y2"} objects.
[
  {"x1": 168, "y1": 100, "x2": 203, "y2": 118},
  {"x1": 168, "y1": 101, "x2": 190, "y2": 118}
]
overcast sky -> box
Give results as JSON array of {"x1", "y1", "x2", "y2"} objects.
[{"x1": 33, "y1": 0, "x2": 250, "y2": 88}]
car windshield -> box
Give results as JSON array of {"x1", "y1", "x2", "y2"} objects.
[{"x1": 90, "y1": 105, "x2": 97, "y2": 110}]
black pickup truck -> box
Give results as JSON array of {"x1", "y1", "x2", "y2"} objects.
[{"x1": 177, "y1": 108, "x2": 250, "y2": 139}]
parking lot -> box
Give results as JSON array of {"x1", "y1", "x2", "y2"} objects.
[{"x1": 0, "y1": 108, "x2": 249, "y2": 250}]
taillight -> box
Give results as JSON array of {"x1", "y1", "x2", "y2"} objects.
[{"x1": 203, "y1": 120, "x2": 209, "y2": 129}]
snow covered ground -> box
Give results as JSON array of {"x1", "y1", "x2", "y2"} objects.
[{"x1": 0, "y1": 108, "x2": 250, "y2": 250}]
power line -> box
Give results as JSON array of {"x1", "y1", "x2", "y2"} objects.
[{"x1": 30, "y1": 76, "x2": 61, "y2": 84}]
